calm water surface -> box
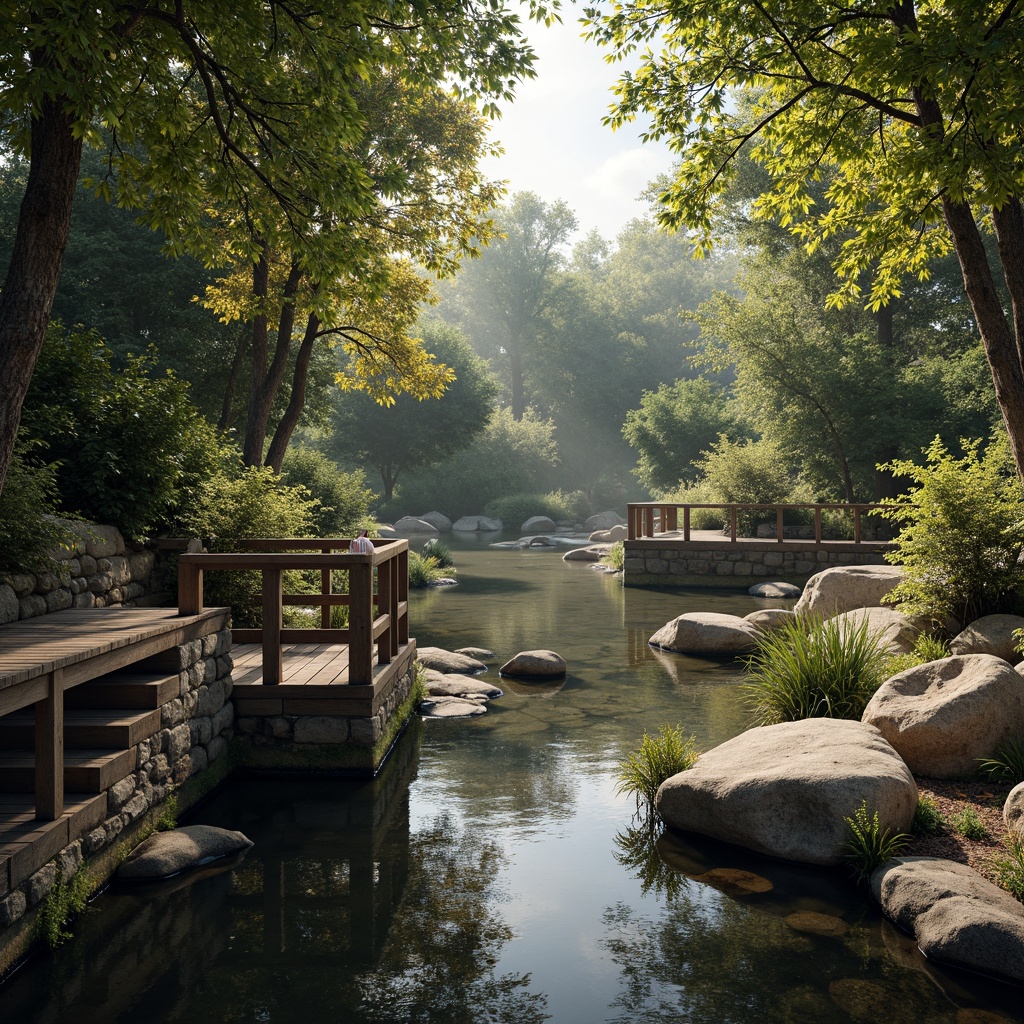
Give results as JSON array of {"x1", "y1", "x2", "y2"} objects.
[{"x1": 2, "y1": 536, "x2": 1023, "y2": 1023}]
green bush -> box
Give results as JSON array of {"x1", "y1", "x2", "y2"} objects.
[
  {"x1": 883, "y1": 632, "x2": 951, "y2": 678},
  {"x1": 879, "y1": 436, "x2": 1024, "y2": 623},
  {"x1": 0, "y1": 441, "x2": 78, "y2": 572},
  {"x1": 912, "y1": 795, "x2": 945, "y2": 835},
  {"x1": 281, "y1": 445, "x2": 374, "y2": 537},
  {"x1": 422, "y1": 538, "x2": 455, "y2": 569},
  {"x1": 743, "y1": 615, "x2": 891, "y2": 725},
  {"x1": 993, "y1": 832, "x2": 1024, "y2": 902},
  {"x1": 408, "y1": 551, "x2": 448, "y2": 588},
  {"x1": 950, "y1": 805, "x2": 989, "y2": 840},
  {"x1": 20, "y1": 324, "x2": 220, "y2": 538},
  {"x1": 601, "y1": 541, "x2": 624, "y2": 571},
  {"x1": 615, "y1": 724, "x2": 700, "y2": 819},
  {"x1": 843, "y1": 801, "x2": 909, "y2": 883},
  {"x1": 484, "y1": 490, "x2": 591, "y2": 529},
  {"x1": 655, "y1": 479, "x2": 726, "y2": 530}
]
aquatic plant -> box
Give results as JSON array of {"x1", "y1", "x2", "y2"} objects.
[
  {"x1": 422, "y1": 537, "x2": 455, "y2": 569},
  {"x1": 842, "y1": 801, "x2": 910, "y2": 883},
  {"x1": 615, "y1": 724, "x2": 699, "y2": 820},
  {"x1": 601, "y1": 541, "x2": 624, "y2": 571},
  {"x1": 742, "y1": 615, "x2": 890, "y2": 725},
  {"x1": 978, "y1": 737, "x2": 1024, "y2": 785},
  {"x1": 408, "y1": 551, "x2": 448, "y2": 588},
  {"x1": 38, "y1": 866, "x2": 91, "y2": 949}
]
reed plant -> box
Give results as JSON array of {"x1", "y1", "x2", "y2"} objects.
[
  {"x1": 408, "y1": 551, "x2": 447, "y2": 588},
  {"x1": 978, "y1": 737, "x2": 1024, "y2": 785},
  {"x1": 843, "y1": 801, "x2": 910, "y2": 883},
  {"x1": 742, "y1": 615, "x2": 890, "y2": 725},
  {"x1": 615, "y1": 725, "x2": 699, "y2": 819}
]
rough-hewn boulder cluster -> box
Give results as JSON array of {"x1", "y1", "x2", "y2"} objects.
[{"x1": 650, "y1": 563, "x2": 1024, "y2": 984}]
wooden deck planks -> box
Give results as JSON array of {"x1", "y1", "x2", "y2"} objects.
[{"x1": 233, "y1": 643, "x2": 353, "y2": 687}]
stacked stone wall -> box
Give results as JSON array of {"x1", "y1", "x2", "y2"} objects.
[
  {"x1": 0, "y1": 627, "x2": 233, "y2": 942},
  {"x1": 0, "y1": 522, "x2": 165, "y2": 624},
  {"x1": 623, "y1": 541, "x2": 889, "y2": 588}
]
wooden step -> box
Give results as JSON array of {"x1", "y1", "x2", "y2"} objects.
[
  {"x1": 0, "y1": 747, "x2": 137, "y2": 794},
  {"x1": 64, "y1": 671, "x2": 180, "y2": 710},
  {"x1": 0, "y1": 707, "x2": 161, "y2": 750}
]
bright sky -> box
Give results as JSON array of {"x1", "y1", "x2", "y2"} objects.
[{"x1": 477, "y1": 10, "x2": 676, "y2": 245}]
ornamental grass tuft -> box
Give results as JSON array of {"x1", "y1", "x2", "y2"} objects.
[
  {"x1": 843, "y1": 801, "x2": 910, "y2": 883},
  {"x1": 742, "y1": 615, "x2": 891, "y2": 725},
  {"x1": 615, "y1": 724, "x2": 699, "y2": 820},
  {"x1": 978, "y1": 737, "x2": 1024, "y2": 785}
]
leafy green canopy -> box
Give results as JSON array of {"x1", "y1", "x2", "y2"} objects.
[{"x1": 583, "y1": 1, "x2": 1024, "y2": 477}]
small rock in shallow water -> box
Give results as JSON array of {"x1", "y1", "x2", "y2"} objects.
[
  {"x1": 500, "y1": 650, "x2": 567, "y2": 679},
  {"x1": 119, "y1": 825, "x2": 252, "y2": 880},
  {"x1": 420, "y1": 696, "x2": 487, "y2": 718},
  {"x1": 748, "y1": 581, "x2": 801, "y2": 598},
  {"x1": 695, "y1": 868, "x2": 773, "y2": 894},
  {"x1": 417, "y1": 647, "x2": 488, "y2": 674},
  {"x1": 454, "y1": 646, "x2": 496, "y2": 660},
  {"x1": 785, "y1": 911, "x2": 850, "y2": 937},
  {"x1": 424, "y1": 669, "x2": 502, "y2": 700}
]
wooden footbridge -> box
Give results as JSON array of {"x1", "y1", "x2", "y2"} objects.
[{"x1": 0, "y1": 538, "x2": 414, "y2": 903}]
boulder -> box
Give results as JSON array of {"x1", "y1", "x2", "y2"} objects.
[
  {"x1": 748, "y1": 581, "x2": 801, "y2": 598},
  {"x1": 419, "y1": 696, "x2": 488, "y2": 718},
  {"x1": 375, "y1": 524, "x2": 398, "y2": 539},
  {"x1": 743, "y1": 608, "x2": 797, "y2": 632},
  {"x1": 871, "y1": 857, "x2": 1024, "y2": 985},
  {"x1": 862, "y1": 654, "x2": 1024, "y2": 778},
  {"x1": 118, "y1": 825, "x2": 252, "y2": 880},
  {"x1": 418, "y1": 511, "x2": 453, "y2": 533},
  {"x1": 828, "y1": 606, "x2": 920, "y2": 655},
  {"x1": 0, "y1": 584, "x2": 17, "y2": 625},
  {"x1": 649, "y1": 612, "x2": 760, "y2": 656},
  {"x1": 584, "y1": 511, "x2": 624, "y2": 531},
  {"x1": 562, "y1": 545, "x2": 606, "y2": 563},
  {"x1": 656, "y1": 718, "x2": 916, "y2": 866},
  {"x1": 521, "y1": 516, "x2": 557, "y2": 534},
  {"x1": 1006, "y1": 782, "x2": 1024, "y2": 835},
  {"x1": 423, "y1": 669, "x2": 503, "y2": 700},
  {"x1": 499, "y1": 649, "x2": 566, "y2": 679},
  {"x1": 949, "y1": 613, "x2": 1024, "y2": 663},
  {"x1": 452, "y1": 515, "x2": 503, "y2": 532},
  {"x1": 417, "y1": 647, "x2": 488, "y2": 674},
  {"x1": 794, "y1": 565, "x2": 905, "y2": 618},
  {"x1": 392, "y1": 517, "x2": 439, "y2": 537},
  {"x1": 590, "y1": 525, "x2": 628, "y2": 543}
]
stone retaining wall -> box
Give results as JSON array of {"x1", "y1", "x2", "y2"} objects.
[
  {"x1": 0, "y1": 522, "x2": 165, "y2": 624},
  {"x1": 0, "y1": 626, "x2": 234, "y2": 950},
  {"x1": 623, "y1": 540, "x2": 890, "y2": 588}
]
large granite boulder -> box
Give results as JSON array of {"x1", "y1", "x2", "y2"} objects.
[
  {"x1": 871, "y1": 857, "x2": 1024, "y2": 985},
  {"x1": 418, "y1": 511, "x2": 453, "y2": 533},
  {"x1": 393, "y1": 517, "x2": 439, "y2": 537},
  {"x1": 499, "y1": 650, "x2": 566, "y2": 679},
  {"x1": 584, "y1": 511, "x2": 624, "y2": 532},
  {"x1": 649, "y1": 612, "x2": 760, "y2": 656},
  {"x1": 862, "y1": 654, "x2": 1024, "y2": 777},
  {"x1": 119, "y1": 825, "x2": 252, "y2": 880},
  {"x1": 743, "y1": 608, "x2": 797, "y2": 633},
  {"x1": 452, "y1": 515, "x2": 503, "y2": 532},
  {"x1": 1006, "y1": 782, "x2": 1024, "y2": 836},
  {"x1": 590, "y1": 524, "x2": 628, "y2": 543},
  {"x1": 949, "y1": 613, "x2": 1024, "y2": 663},
  {"x1": 656, "y1": 718, "x2": 917, "y2": 866},
  {"x1": 562, "y1": 545, "x2": 607, "y2": 562},
  {"x1": 794, "y1": 565, "x2": 905, "y2": 619},
  {"x1": 423, "y1": 669, "x2": 503, "y2": 700},
  {"x1": 416, "y1": 647, "x2": 488, "y2": 674},
  {"x1": 522, "y1": 516, "x2": 557, "y2": 534},
  {"x1": 828, "y1": 606, "x2": 920, "y2": 655}
]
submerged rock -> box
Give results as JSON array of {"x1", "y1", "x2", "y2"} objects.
[
  {"x1": 862, "y1": 654, "x2": 1024, "y2": 778},
  {"x1": 656, "y1": 718, "x2": 917, "y2": 866},
  {"x1": 454, "y1": 646, "x2": 497, "y2": 661},
  {"x1": 419, "y1": 696, "x2": 488, "y2": 718},
  {"x1": 416, "y1": 647, "x2": 488, "y2": 674},
  {"x1": 119, "y1": 825, "x2": 252, "y2": 881},
  {"x1": 872, "y1": 857, "x2": 1024, "y2": 985},
  {"x1": 423, "y1": 669, "x2": 503, "y2": 700}
]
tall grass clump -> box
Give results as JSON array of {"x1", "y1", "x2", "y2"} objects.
[
  {"x1": 843, "y1": 801, "x2": 910, "y2": 883},
  {"x1": 992, "y1": 833, "x2": 1024, "y2": 902},
  {"x1": 422, "y1": 538, "x2": 455, "y2": 569},
  {"x1": 615, "y1": 725, "x2": 699, "y2": 820},
  {"x1": 408, "y1": 551, "x2": 448, "y2": 588},
  {"x1": 601, "y1": 541, "x2": 624, "y2": 571},
  {"x1": 978, "y1": 737, "x2": 1024, "y2": 784},
  {"x1": 883, "y1": 632, "x2": 951, "y2": 677},
  {"x1": 743, "y1": 615, "x2": 890, "y2": 725}
]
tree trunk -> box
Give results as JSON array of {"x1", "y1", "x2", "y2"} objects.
[
  {"x1": 266, "y1": 313, "x2": 320, "y2": 472},
  {"x1": 242, "y1": 256, "x2": 303, "y2": 465},
  {"x1": 0, "y1": 98, "x2": 83, "y2": 498},
  {"x1": 509, "y1": 345, "x2": 525, "y2": 421},
  {"x1": 379, "y1": 464, "x2": 399, "y2": 500},
  {"x1": 218, "y1": 329, "x2": 250, "y2": 431}
]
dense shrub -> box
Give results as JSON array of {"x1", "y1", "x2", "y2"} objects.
[
  {"x1": 281, "y1": 446, "x2": 374, "y2": 537},
  {"x1": 879, "y1": 436, "x2": 1024, "y2": 623},
  {"x1": 0, "y1": 441, "x2": 78, "y2": 572},
  {"x1": 484, "y1": 490, "x2": 592, "y2": 529},
  {"x1": 20, "y1": 325, "x2": 219, "y2": 538}
]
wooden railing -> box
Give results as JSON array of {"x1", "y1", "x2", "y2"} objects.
[
  {"x1": 177, "y1": 538, "x2": 409, "y2": 685},
  {"x1": 626, "y1": 502, "x2": 899, "y2": 544}
]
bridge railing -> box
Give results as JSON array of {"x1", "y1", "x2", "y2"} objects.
[
  {"x1": 176, "y1": 538, "x2": 409, "y2": 685},
  {"x1": 626, "y1": 502, "x2": 901, "y2": 544}
]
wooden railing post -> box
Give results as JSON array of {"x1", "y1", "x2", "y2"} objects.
[
  {"x1": 398, "y1": 546, "x2": 409, "y2": 645},
  {"x1": 34, "y1": 668, "x2": 63, "y2": 821},
  {"x1": 320, "y1": 544, "x2": 331, "y2": 629},
  {"x1": 815, "y1": 506, "x2": 823, "y2": 543},
  {"x1": 349, "y1": 562, "x2": 373, "y2": 684},
  {"x1": 178, "y1": 559, "x2": 203, "y2": 615},
  {"x1": 262, "y1": 568, "x2": 283, "y2": 685},
  {"x1": 664, "y1": 505, "x2": 678, "y2": 531},
  {"x1": 683, "y1": 505, "x2": 691, "y2": 542},
  {"x1": 377, "y1": 552, "x2": 393, "y2": 665},
  {"x1": 776, "y1": 506, "x2": 784, "y2": 544},
  {"x1": 730, "y1": 507, "x2": 738, "y2": 543},
  {"x1": 854, "y1": 506, "x2": 862, "y2": 544}
]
